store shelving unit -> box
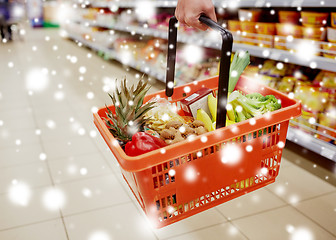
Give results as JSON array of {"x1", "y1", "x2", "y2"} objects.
[
  {"x1": 65, "y1": 0, "x2": 336, "y2": 163},
  {"x1": 287, "y1": 127, "x2": 336, "y2": 161},
  {"x1": 74, "y1": 19, "x2": 336, "y2": 72},
  {"x1": 67, "y1": 32, "x2": 167, "y2": 81}
]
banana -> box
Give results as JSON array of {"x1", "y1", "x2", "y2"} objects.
[
  {"x1": 212, "y1": 119, "x2": 236, "y2": 130},
  {"x1": 207, "y1": 94, "x2": 217, "y2": 122},
  {"x1": 197, "y1": 109, "x2": 213, "y2": 132}
]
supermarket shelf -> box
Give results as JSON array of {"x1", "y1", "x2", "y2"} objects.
[
  {"x1": 87, "y1": 0, "x2": 336, "y2": 8},
  {"x1": 287, "y1": 126, "x2": 336, "y2": 162},
  {"x1": 66, "y1": 32, "x2": 167, "y2": 82},
  {"x1": 74, "y1": 19, "x2": 336, "y2": 72},
  {"x1": 232, "y1": 43, "x2": 336, "y2": 73}
]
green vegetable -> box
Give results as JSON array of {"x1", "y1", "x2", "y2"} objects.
[
  {"x1": 229, "y1": 51, "x2": 250, "y2": 93},
  {"x1": 227, "y1": 90, "x2": 282, "y2": 122}
]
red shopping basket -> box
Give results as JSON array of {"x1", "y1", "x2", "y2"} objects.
[{"x1": 93, "y1": 16, "x2": 301, "y2": 228}]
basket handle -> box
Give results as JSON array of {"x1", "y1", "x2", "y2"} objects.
[{"x1": 165, "y1": 15, "x2": 233, "y2": 129}]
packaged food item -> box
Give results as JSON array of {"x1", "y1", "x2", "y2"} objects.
[
  {"x1": 322, "y1": 42, "x2": 336, "y2": 59},
  {"x1": 242, "y1": 65, "x2": 259, "y2": 78},
  {"x1": 277, "y1": 76, "x2": 296, "y2": 93},
  {"x1": 238, "y1": 9, "x2": 262, "y2": 22},
  {"x1": 228, "y1": 20, "x2": 242, "y2": 43},
  {"x1": 180, "y1": 88, "x2": 213, "y2": 118},
  {"x1": 228, "y1": 20, "x2": 241, "y2": 32},
  {"x1": 294, "y1": 86, "x2": 329, "y2": 113},
  {"x1": 302, "y1": 26, "x2": 326, "y2": 41},
  {"x1": 313, "y1": 71, "x2": 336, "y2": 89},
  {"x1": 301, "y1": 12, "x2": 329, "y2": 27},
  {"x1": 240, "y1": 21, "x2": 257, "y2": 45},
  {"x1": 276, "y1": 23, "x2": 302, "y2": 37},
  {"x1": 255, "y1": 22, "x2": 275, "y2": 47},
  {"x1": 327, "y1": 27, "x2": 336, "y2": 43},
  {"x1": 316, "y1": 100, "x2": 336, "y2": 143},
  {"x1": 278, "y1": 11, "x2": 300, "y2": 24},
  {"x1": 145, "y1": 98, "x2": 186, "y2": 132},
  {"x1": 256, "y1": 75, "x2": 278, "y2": 88},
  {"x1": 259, "y1": 60, "x2": 276, "y2": 75},
  {"x1": 275, "y1": 24, "x2": 302, "y2": 50},
  {"x1": 331, "y1": 12, "x2": 336, "y2": 28}
]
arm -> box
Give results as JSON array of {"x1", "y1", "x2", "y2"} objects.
[{"x1": 175, "y1": 0, "x2": 217, "y2": 31}]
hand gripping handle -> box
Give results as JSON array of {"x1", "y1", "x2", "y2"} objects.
[{"x1": 165, "y1": 15, "x2": 233, "y2": 129}]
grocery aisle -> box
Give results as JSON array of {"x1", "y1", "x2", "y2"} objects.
[{"x1": 0, "y1": 27, "x2": 336, "y2": 240}]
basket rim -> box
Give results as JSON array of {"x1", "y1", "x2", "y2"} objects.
[{"x1": 93, "y1": 76, "x2": 301, "y2": 172}]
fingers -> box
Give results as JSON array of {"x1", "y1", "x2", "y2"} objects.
[
  {"x1": 175, "y1": 0, "x2": 217, "y2": 31},
  {"x1": 203, "y1": 4, "x2": 217, "y2": 23},
  {"x1": 176, "y1": 10, "x2": 208, "y2": 31}
]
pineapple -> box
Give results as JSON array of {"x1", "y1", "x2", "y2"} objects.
[{"x1": 104, "y1": 77, "x2": 155, "y2": 144}]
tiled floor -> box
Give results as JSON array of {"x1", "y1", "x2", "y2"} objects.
[{"x1": 0, "y1": 27, "x2": 335, "y2": 240}]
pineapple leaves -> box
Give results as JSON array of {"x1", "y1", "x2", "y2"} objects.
[{"x1": 104, "y1": 77, "x2": 155, "y2": 144}]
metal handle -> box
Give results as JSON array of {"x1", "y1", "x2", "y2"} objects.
[{"x1": 165, "y1": 15, "x2": 233, "y2": 129}]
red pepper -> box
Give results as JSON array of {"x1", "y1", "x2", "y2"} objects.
[{"x1": 125, "y1": 132, "x2": 167, "y2": 156}]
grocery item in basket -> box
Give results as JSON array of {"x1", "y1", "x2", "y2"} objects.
[
  {"x1": 229, "y1": 51, "x2": 250, "y2": 93},
  {"x1": 301, "y1": 11, "x2": 329, "y2": 27},
  {"x1": 227, "y1": 91, "x2": 281, "y2": 123},
  {"x1": 104, "y1": 78, "x2": 156, "y2": 144},
  {"x1": 159, "y1": 119, "x2": 208, "y2": 145},
  {"x1": 278, "y1": 11, "x2": 300, "y2": 24},
  {"x1": 196, "y1": 108, "x2": 213, "y2": 131},
  {"x1": 145, "y1": 98, "x2": 186, "y2": 132},
  {"x1": 124, "y1": 132, "x2": 167, "y2": 156},
  {"x1": 180, "y1": 87, "x2": 213, "y2": 118}
]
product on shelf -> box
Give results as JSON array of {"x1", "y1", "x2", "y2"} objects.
[
  {"x1": 228, "y1": 20, "x2": 241, "y2": 32},
  {"x1": 302, "y1": 26, "x2": 326, "y2": 41},
  {"x1": 326, "y1": 27, "x2": 336, "y2": 42},
  {"x1": 275, "y1": 23, "x2": 302, "y2": 50},
  {"x1": 255, "y1": 22, "x2": 275, "y2": 48},
  {"x1": 277, "y1": 76, "x2": 296, "y2": 93},
  {"x1": 294, "y1": 85, "x2": 329, "y2": 131},
  {"x1": 317, "y1": 100, "x2": 336, "y2": 144},
  {"x1": 238, "y1": 9, "x2": 262, "y2": 22},
  {"x1": 240, "y1": 21, "x2": 257, "y2": 45},
  {"x1": 147, "y1": 13, "x2": 172, "y2": 31},
  {"x1": 313, "y1": 70, "x2": 336, "y2": 89},
  {"x1": 228, "y1": 20, "x2": 241, "y2": 43},
  {"x1": 278, "y1": 11, "x2": 300, "y2": 24},
  {"x1": 301, "y1": 11, "x2": 329, "y2": 27},
  {"x1": 331, "y1": 12, "x2": 336, "y2": 28}
]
